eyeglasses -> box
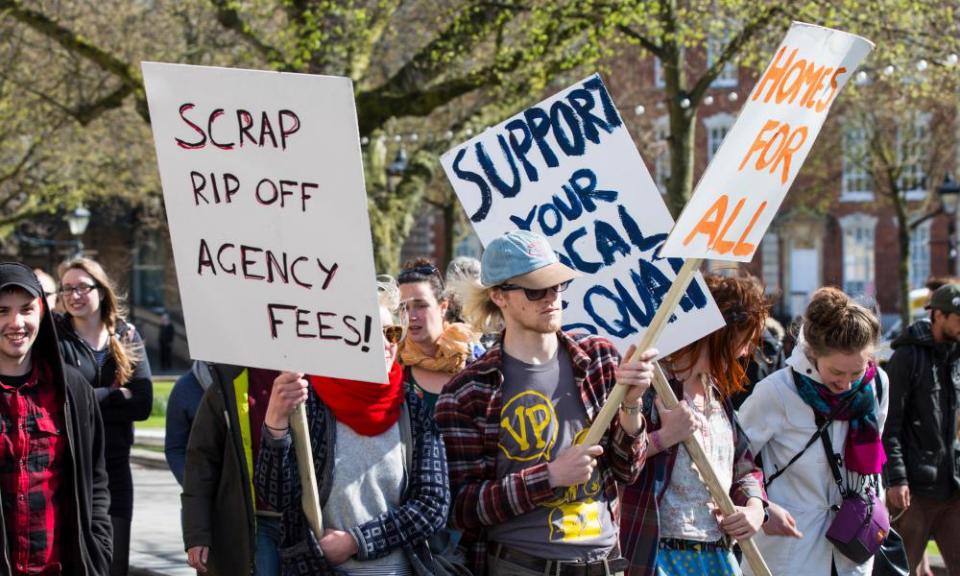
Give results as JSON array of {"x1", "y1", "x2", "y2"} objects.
[
  {"x1": 498, "y1": 280, "x2": 572, "y2": 301},
  {"x1": 383, "y1": 325, "x2": 405, "y2": 344},
  {"x1": 398, "y1": 264, "x2": 445, "y2": 290},
  {"x1": 58, "y1": 284, "x2": 97, "y2": 297}
]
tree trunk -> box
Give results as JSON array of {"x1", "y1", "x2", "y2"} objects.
[
  {"x1": 666, "y1": 108, "x2": 697, "y2": 218},
  {"x1": 893, "y1": 194, "x2": 912, "y2": 330}
]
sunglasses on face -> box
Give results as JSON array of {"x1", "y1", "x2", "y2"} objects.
[
  {"x1": 498, "y1": 280, "x2": 572, "y2": 301},
  {"x1": 58, "y1": 283, "x2": 97, "y2": 297},
  {"x1": 398, "y1": 264, "x2": 445, "y2": 289},
  {"x1": 383, "y1": 325, "x2": 404, "y2": 344}
]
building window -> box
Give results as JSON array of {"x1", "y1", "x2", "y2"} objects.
[
  {"x1": 654, "y1": 59, "x2": 665, "y2": 88},
  {"x1": 841, "y1": 125, "x2": 873, "y2": 201},
  {"x1": 654, "y1": 116, "x2": 670, "y2": 194},
  {"x1": 910, "y1": 220, "x2": 931, "y2": 289},
  {"x1": 839, "y1": 214, "x2": 877, "y2": 297},
  {"x1": 132, "y1": 235, "x2": 166, "y2": 309},
  {"x1": 761, "y1": 232, "x2": 779, "y2": 295},
  {"x1": 898, "y1": 113, "x2": 930, "y2": 199},
  {"x1": 703, "y1": 113, "x2": 735, "y2": 163},
  {"x1": 707, "y1": 30, "x2": 738, "y2": 87}
]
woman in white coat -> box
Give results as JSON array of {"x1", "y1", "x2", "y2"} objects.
[{"x1": 739, "y1": 288, "x2": 888, "y2": 576}]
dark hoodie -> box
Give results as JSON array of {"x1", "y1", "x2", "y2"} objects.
[
  {"x1": 882, "y1": 318, "x2": 960, "y2": 499},
  {"x1": 0, "y1": 262, "x2": 112, "y2": 575}
]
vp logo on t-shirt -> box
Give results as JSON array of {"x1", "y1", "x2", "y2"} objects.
[{"x1": 499, "y1": 390, "x2": 559, "y2": 462}]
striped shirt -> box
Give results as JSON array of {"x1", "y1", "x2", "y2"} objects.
[{"x1": 435, "y1": 332, "x2": 647, "y2": 574}]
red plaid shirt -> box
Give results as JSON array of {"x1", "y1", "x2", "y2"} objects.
[
  {"x1": 0, "y1": 361, "x2": 65, "y2": 575},
  {"x1": 435, "y1": 332, "x2": 647, "y2": 574}
]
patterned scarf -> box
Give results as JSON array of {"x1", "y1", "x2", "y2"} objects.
[
  {"x1": 309, "y1": 362, "x2": 405, "y2": 436},
  {"x1": 794, "y1": 362, "x2": 886, "y2": 475},
  {"x1": 399, "y1": 322, "x2": 475, "y2": 375}
]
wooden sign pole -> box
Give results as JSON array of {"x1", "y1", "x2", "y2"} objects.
[
  {"x1": 290, "y1": 403, "x2": 324, "y2": 540},
  {"x1": 581, "y1": 258, "x2": 772, "y2": 576}
]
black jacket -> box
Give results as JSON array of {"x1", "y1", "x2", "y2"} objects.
[
  {"x1": 0, "y1": 263, "x2": 112, "y2": 575},
  {"x1": 181, "y1": 365, "x2": 272, "y2": 576},
  {"x1": 54, "y1": 315, "x2": 153, "y2": 460},
  {"x1": 882, "y1": 318, "x2": 960, "y2": 499}
]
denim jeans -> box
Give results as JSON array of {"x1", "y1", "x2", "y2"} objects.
[{"x1": 255, "y1": 516, "x2": 282, "y2": 576}]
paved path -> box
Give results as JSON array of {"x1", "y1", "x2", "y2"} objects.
[{"x1": 129, "y1": 463, "x2": 194, "y2": 576}]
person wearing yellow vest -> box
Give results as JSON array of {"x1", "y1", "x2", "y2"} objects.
[{"x1": 180, "y1": 364, "x2": 281, "y2": 575}]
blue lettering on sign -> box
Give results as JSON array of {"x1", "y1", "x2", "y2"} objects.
[{"x1": 452, "y1": 75, "x2": 623, "y2": 222}]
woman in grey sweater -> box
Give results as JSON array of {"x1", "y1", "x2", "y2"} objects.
[{"x1": 255, "y1": 277, "x2": 450, "y2": 575}]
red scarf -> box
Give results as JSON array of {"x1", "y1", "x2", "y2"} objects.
[{"x1": 309, "y1": 362, "x2": 405, "y2": 436}]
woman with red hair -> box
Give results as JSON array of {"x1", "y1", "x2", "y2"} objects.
[{"x1": 620, "y1": 273, "x2": 768, "y2": 576}]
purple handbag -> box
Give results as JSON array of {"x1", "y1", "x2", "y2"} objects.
[
  {"x1": 822, "y1": 427, "x2": 890, "y2": 564},
  {"x1": 826, "y1": 487, "x2": 890, "y2": 564}
]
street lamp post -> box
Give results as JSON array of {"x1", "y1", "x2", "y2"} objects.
[
  {"x1": 937, "y1": 174, "x2": 960, "y2": 274},
  {"x1": 64, "y1": 205, "x2": 91, "y2": 258}
]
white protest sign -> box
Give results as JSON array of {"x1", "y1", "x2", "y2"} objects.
[
  {"x1": 143, "y1": 62, "x2": 386, "y2": 383},
  {"x1": 441, "y1": 74, "x2": 724, "y2": 355},
  {"x1": 661, "y1": 22, "x2": 873, "y2": 261}
]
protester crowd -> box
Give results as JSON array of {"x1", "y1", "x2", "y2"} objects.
[{"x1": 1, "y1": 231, "x2": 958, "y2": 575}]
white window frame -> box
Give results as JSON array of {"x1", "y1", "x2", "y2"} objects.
[
  {"x1": 761, "y1": 232, "x2": 780, "y2": 295},
  {"x1": 707, "y1": 30, "x2": 738, "y2": 88},
  {"x1": 703, "y1": 113, "x2": 735, "y2": 163},
  {"x1": 839, "y1": 213, "x2": 878, "y2": 297},
  {"x1": 909, "y1": 219, "x2": 932, "y2": 289},
  {"x1": 841, "y1": 124, "x2": 874, "y2": 202},
  {"x1": 898, "y1": 112, "x2": 931, "y2": 201},
  {"x1": 653, "y1": 116, "x2": 670, "y2": 194}
]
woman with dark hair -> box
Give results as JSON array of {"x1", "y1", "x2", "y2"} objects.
[
  {"x1": 397, "y1": 258, "x2": 482, "y2": 412},
  {"x1": 738, "y1": 287, "x2": 888, "y2": 576},
  {"x1": 56, "y1": 257, "x2": 153, "y2": 576},
  {"x1": 620, "y1": 273, "x2": 768, "y2": 576}
]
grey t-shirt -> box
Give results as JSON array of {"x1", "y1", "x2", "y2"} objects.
[{"x1": 487, "y1": 347, "x2": 617, "y2": 561}]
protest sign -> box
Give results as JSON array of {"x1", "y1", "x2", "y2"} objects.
[
  {"x1": 142, "y1": 62, "x2": 386, "y2": 384},
  {"x1": 441, "y1": 74, "x2": 724, "y2": 356},
  {"x1": 661, "y1": 22, "x2": 874, "y2": 261}
]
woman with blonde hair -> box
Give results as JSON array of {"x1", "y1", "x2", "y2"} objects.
[
  {"x1": 739, "y1": 287, "x2": 888, "y2": 576},
  {"x1": 56, "y1": 257, "x2": 153, "y2": 576}
]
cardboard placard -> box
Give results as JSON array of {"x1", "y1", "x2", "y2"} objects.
[
  {"x1": 441, "y1": 74, "x2": 723, "y2": 355},
  {"x1": 661, "y1": 22, "x2": 873, "y2": 261},
  {"x1": 143, "y1": 62, "x2": 386, "y2": 383}
]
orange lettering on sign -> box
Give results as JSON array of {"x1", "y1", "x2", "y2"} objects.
[
  {"x1": 682, "y1": 194, "x2": 728, "y2": 248},
  {"x1": 738, "y1": 120, "x2": 808, "y2": 184},
  {"x1": 752, "y1": 47, "x2": 799, "y2": 104},
  {"x1": 733, "y1": 200, "x2": 768, "y2": 257},
  {"x1": 815, "y1": 67, "x2": 847, "y2": 112},
  {"x1": 713, "y1": 197, "x2": 746, "y2": 255}
]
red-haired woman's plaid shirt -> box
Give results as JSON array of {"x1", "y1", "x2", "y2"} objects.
[
  {"x1": 0, "y1": 361, "x2": 65, "y2": 575},
  {"x1": 435, "y1": 332, "x2": 647, "y2": 574}
]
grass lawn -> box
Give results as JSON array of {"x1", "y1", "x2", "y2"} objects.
[{"x1": 136, "y1": 377, "x2": 175, "y2": 430}]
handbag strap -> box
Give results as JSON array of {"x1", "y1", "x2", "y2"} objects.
[{"x1": 765, "y1": 369, "x2": 864, "y2": 488}]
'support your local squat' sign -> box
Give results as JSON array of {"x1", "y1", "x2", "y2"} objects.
[{"x1": 442, "y1": 74, "x2": 723, "y2": 355}]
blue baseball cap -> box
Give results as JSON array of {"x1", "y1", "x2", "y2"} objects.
[{"x1": 481, "y1": 230, "x2": 580, "y2": 288}]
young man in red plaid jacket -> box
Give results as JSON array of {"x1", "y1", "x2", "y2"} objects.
[
  {"x1": 0, "y1": 263, "x2": 112, "y2": 575},
  {"x1": 436, "y1": 231, "x2": 656, "y2": 575}
]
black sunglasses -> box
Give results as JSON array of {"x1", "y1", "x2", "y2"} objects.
[
  {"x1": 398, "y1": 264, "x2": 445, "y2": 289},
  {"x1": 498, "y1": 280, "x2": 572, "y2": 301}
]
